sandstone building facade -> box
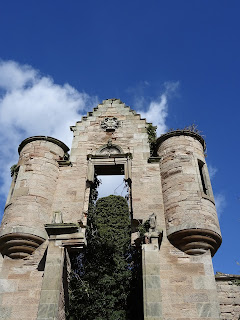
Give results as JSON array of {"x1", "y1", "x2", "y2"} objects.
[{"x1": 0, "y1": 99, "x2": 239, "y2": 319}]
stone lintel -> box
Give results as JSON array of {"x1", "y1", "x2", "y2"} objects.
[
  {"x1": 45, "y1": 224, "x2": 86, "y2": 249},
  {"x1": 45, "y1": 223, "x2": 79, "y2": 236},
  {"x1": 87, "y1": 153, "x2": 132, "y2": 159},
  {"x1": 52, "y1": 232, "x2": 86, "y2": 249}
]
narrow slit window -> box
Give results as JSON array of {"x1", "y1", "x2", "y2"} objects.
[{"x1": 198, "y1": 160, "x2": 208, "y2": 195}]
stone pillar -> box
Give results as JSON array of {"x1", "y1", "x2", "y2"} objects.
[
  {"x1": 37, "y1": 222, "x2": 85, "y2": 320},
  {"x1": 142, "y1": 229, "x2": 163, "y2": 320},
  {"x1": 37, "y1": 240, "x2": 65, "y2": 320}
]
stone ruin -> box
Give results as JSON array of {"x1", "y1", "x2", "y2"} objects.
[{"x1": 0, "y1": 98, "x2": 239, "y2": 319}]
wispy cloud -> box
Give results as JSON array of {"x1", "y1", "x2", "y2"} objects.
[
  {"x1": 0, "y1": 60, "x2": 98, "y2": 201},
  {"x1": 215, "y1": 193, "x2": 226, "y2": 218},
  {"x1": 208, "y1": 165, "x2": 218, "y2": 179},
  {"x1": 206, "y1": 164, "x2": 225, "y2": 217},
  {"x1": 135, "y1": 81, "x2": 179, "y2": 135}
]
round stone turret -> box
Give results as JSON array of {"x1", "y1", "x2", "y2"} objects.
[
  {"x1": 0, "y1": 136, "x2": 69, "y2": 259},
  {"x1": 157, "y1": 130, "x2": 221, "y2": 256}
]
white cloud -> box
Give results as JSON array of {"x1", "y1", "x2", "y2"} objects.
[
  {"x1": 136, "y1": 81, "x2": 179, "y2": 135},
  {"x1": 0, "y1": 60, "x2": 37, "y2": 91},
  {"x1": 215, "y1": 193, "x2": 226, "y2": 218},
  {"x1": 208, "y1": 165, "x2": 218, "y2": 179},
  {"x1": 0, "y1": 60, "x2": 98, "y2": 201}
]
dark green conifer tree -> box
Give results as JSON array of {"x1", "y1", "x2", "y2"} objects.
[{"x1": 68, "y1": 195, "x2": 131, "y2": 320}]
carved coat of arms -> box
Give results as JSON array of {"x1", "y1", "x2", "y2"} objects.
[{"x1": 100, "y1": 117, "x2": 120, "y2": 131}]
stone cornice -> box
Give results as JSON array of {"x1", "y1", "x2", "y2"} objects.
[
  {"x1": 156, "y1": 130, "x2": 206, "y2": 151},
  {"x1": 215, "y1": 273, "x2": 240, "y2": 281},
  {"x1": 18, "y1": 136, "x2": 69, "y2": 154}
]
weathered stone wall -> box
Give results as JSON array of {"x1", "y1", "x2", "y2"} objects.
[
  {"x1": 0, "y1": 241, "x2": 47, "y2": 320},
  {"x1": 158, "y1": 240, "x2": 221, "y2": 319},
  {"x1": 216, "y1": 274, "x2": 240, "y2": 320},
  {"x1": 52, "y1": 99, "x2": 165, "y2": 228}
]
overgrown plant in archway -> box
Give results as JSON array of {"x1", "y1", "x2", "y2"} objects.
[{"x1": 68, "y1": 195, "x2": 132, "y2": 320}]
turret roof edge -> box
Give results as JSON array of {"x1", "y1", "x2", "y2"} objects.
[
  {"x1": 156, "y1": 130, "x2": 206, "y2": 151},
  {"x1": 18, "y1": 136, "x2": 69, "y2": 154}
]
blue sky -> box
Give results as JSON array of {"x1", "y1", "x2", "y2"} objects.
[{"x1": 0, "y1": 1, "x2": 239, "y2": 274}]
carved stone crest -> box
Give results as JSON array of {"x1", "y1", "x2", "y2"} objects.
[{"x1": 100, "y1": 117, "x2": 120, "y2": 131}]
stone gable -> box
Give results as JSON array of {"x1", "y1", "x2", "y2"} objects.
[{"x1": 0, "y1": 99, "x2": 233, "y2": 320}]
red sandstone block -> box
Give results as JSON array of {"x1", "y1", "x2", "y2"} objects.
[{"x1": 8, "y1": 272, "x2": 30, "y2": 279}]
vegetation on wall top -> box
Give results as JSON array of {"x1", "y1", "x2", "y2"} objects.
[
  {"x1": 147, "y1": 123, "x2": 204, "y2": 157},
  {"x1": 146, "y1": 123, "x2": 157, "y2": 156},
  {"x1": 10, "y1": 164, "x2": 18, "y2": 177},
  {"x1": 167, "y1": 124, "x2": 204, "y2": 138}
]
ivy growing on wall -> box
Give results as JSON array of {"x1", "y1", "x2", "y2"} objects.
[
  {"x1": 231, "y1": 279, "x2": 240, "y2": 286},
  {"x1": 10, "y1": 164, "x2": 18, "y2": 177},
  {"x1": 146, "y1": 123, "x2": 157, "y2": 156}
]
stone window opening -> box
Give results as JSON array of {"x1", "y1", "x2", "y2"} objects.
[
  {"x1": 86, "y1": 155, "x2": 133, "y2": 216},
  {"x1": 198, "y1": 160, "x2": 208, "y2": 195},
  {"x1": 94, "y1": 164, "x2": 130, "y2": 209},
  {"x1": 197, "y1": 159, "x2": 214, "y2": 200}
]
